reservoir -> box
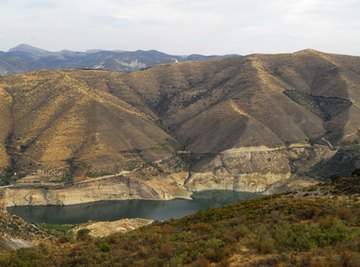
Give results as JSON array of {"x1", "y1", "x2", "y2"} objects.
[{"x1": 7, "y1": 190, "x2": 261, "y2": 224}]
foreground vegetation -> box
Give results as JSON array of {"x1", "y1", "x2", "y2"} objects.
[{"x1": 1, "y1": 176, "x2": 360, "y2": 266}]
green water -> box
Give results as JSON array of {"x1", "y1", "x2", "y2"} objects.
[{"x1": 7, "y1": 190, "x2": 261, "y2": 224}]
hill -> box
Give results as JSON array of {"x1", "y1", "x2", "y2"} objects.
[
  {"x1": 0, "y1": 210, "x2": 50, "y2": 253},
  {"x1": 0, "y1": 50, "x2": 359, "y2": 205}
]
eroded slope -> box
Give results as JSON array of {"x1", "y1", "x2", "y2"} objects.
[{"x1": 0, "y1": 50, "x2": 359, "y2": 201}]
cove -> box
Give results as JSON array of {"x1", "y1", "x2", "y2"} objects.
[{"x1": 7, "y1": 190, "x2": 261, "y2": 224}]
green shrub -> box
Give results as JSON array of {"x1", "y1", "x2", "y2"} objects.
[
  {"x1": 204, "y1": 238, "x2": 224, "y2": 250},
  {"x1": 77, "y1": 228, "x2": 91, "y2": 241},
  {"x1": 61, "y1": 173, "x2": 74, "y2": 185},
  {"x1": 99, "y1": 243, "x2": 111, "y2": 252},
  {"x1": 168, "y1": 256, "x2": 183, "y2": 267}
]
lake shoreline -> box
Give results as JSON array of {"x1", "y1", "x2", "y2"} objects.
[{"x1": 6, "y1": 190, "x2": 262, "y2": 224}]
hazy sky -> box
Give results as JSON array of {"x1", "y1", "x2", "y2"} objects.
[{"x1": 0, "y1": 0, "x2": 359, "y2": 55}]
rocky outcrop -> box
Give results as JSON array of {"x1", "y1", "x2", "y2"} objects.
[
  {"x1": 0, "y1": 210, "x2": 49, "y2": 253},
  {"x1": 74, "y1": 218, "x2": 153, "y2": 238},
  {"x1": 0, "y1": 145, "x2": 344, "y2": 206},
  {"x1": 2, "y1": 175, "x2": 172, "y2": 207},
  {"x1": 0, "y1": 236, "x2": 33, "y2": 252},
  {"x1": 186, "y1": 145, "x2": 336, "y2": 192}
]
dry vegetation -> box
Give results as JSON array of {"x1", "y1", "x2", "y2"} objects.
[{"x1": 0, "y1": 50, "x2": 359, "y2": 186}]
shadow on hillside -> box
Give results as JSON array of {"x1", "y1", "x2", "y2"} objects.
[{"x1": 307, "y1": 146, "x2": 360, "y2": 180}]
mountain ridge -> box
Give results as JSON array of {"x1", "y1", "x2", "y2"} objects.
[
  {"x1": 0, "y1": 50, "x2": 359, "y2": 204},
  {"x1": 0, "y1": 44, "x2": 232, "y2": 76}
]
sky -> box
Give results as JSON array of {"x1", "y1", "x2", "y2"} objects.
[{"x1": 0, "y1": 0, "x2": 359, "y2": 55}]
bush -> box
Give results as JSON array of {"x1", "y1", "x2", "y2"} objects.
[
  {"x1": 338, "y1": 207, "x2": 352, "y2": 221},
  {"x1": 77, "y1": 228, "x2": 91, "y2": 241},
  {"x1": 342, "y1": 253, "x2": 360, "y2": 267},
  {"x1": 256, "y1": 238, "x2": 275, "y2": 254},
  {"x1": 158, "y1": 243, "x2": 173, "y2": 258},
  {"x1": 61, "y1": 173, "x2": 74, "y2": 185},
  {"x1": 99, "y1": 243, "x2": 111, "y2": 252},
  {"x1": 204, "y1": 238, "x2": 224, "y2": 250},
  {"x1": 168, "y1": 256, "x2": 183, "y2": 267}
]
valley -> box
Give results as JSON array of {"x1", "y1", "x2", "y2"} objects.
[
  {"x1": 0, "y1": 49, "x2": 359, "y2": 266},
  {"x1": 1, "y1": 0, "x2": 360, "y2": 264}
]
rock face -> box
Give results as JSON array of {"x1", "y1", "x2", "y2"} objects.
[
  {"x1": 2, "y1": 176, "x2": 172, "y2": 207},
  {"x1": 0, "y1": 210, "x2": 48, "y2": 253},
  {"x1": 2, "y1": 145, "x2": 342, "y2": 208},
  {"x1": 187, "y1": 148, "x2": 291, "y2": 192},
  {"x1": 187, "y1": 145, "x2": 337, "y2": 192},
  {"x1": 0, "y1": 236, "x2": 32, "y2": 251}
]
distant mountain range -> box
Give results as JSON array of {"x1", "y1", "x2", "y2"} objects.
[{"x1": 0, "y1": 44, "x2": 235, "y2": 75}]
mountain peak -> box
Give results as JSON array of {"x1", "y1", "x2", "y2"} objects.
[
  {"x1": 295, "y1": 48, "x2": 323, "y2": 55},
  {"x1": 135, "y1": 49, "x2": 165, "y2": 55},
  {"x1": 9, "y1": 44, "x2": 51, "y2": 57}
]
